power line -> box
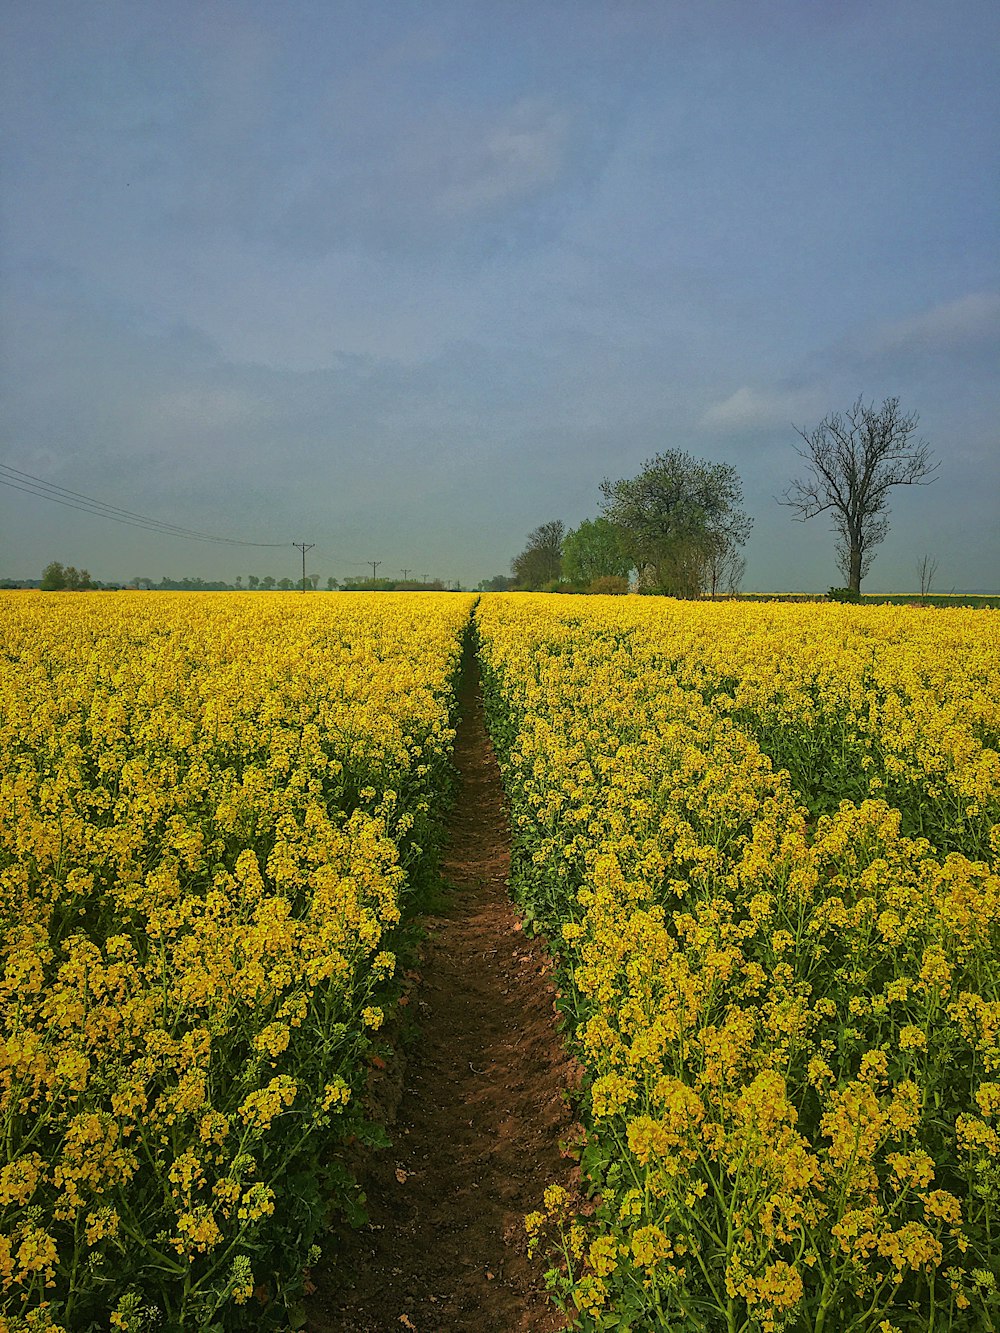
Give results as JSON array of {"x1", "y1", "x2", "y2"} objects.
[
  {"x1": 0, "y1": 463, "x2": 288, "y2": 547},
  {"x1": 0, "y1": 475, "x2": 248, "y2": 544}
]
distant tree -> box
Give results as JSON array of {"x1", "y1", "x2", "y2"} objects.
[
  {"x1": 781, "y1": 396, "x2": 936, "y2": 595},
  {"x1": 705, "y1": 538, "x2": 748, "y2": 598},
  {"x1": 511, "y1": 520, "x2": 565, "y2": 590},
  {"x1": 247, "y1": 575, "x2": 260, "y2": 590},
  {"x1": 343, "y1": 576, "x2": 422, "y2": 592},
  {"x1": 725, "y1": 549, "x2": 747, "y2": 596},
  {"x1": 277, "y1": 577, "x2": 294, "y2": 591},
  {"x1": 261, "y1": 575, "x2": 276, "y2": 590},
  {"x1": 326, "y1": 576, "x2": 340, "y2": 591},
  {"x1": 562, "y1": 518, "x2": 632, "y2": 585},
  {"x1": 41, "y1": 561, "x2": 67, "y2": 590},
  {"x1": 477, "y1": 574, "x2": 514, "y2": 592},
  {"x1": 47, "y1": 565, "x2": 95, "y2": 591},
  {"x1": 917, "y1": 553, "x2": 939, "y2": 597},
  {"x1": 601, "y1": 451, "x2": 751, "y2": 598}
]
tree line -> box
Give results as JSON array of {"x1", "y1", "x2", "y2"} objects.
[
  {"x1": 502, "y1": 397, "x2": 935, "y2": 597},
  {"x1": 33, "y1": 568, "x2": 455, "y2": 593},
  {"x1": 40, "y1": 562, "x2": 102, "y2": 591}
]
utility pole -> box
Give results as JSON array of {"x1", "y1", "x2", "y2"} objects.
[
  {"x1": 293, "y1": 542, "x2": 315, "y2": 592},
  {"x1": 370, "y1": 560, "x2": 381, "y2": 587},
  {"x1": 401, "y1": 568, "x2": 411, "y2": 581}
]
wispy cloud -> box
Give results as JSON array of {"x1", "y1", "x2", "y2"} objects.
[
  {"x1": 703, "y1": 291, "x2": 1000, "y2": 436},
  {"x1": 273, "y1": 97, "x2": 574, "y2": 256},
  {"x1": 866, "y1": 292, "x2": 1000, "y2": 355},
  {"x1": 432, "y1": 101, "x2": 570, "y2": 218},
  {"x1": 700, "y1": 384, "x2": 826, "y2": 432}
]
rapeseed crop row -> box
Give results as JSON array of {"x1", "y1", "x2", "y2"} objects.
[
  {"x1": 477, "y1": 594, "x2": 1000, "y2": 1333},
  {"x1": 0, "y1": 591, "x2": 474, "y2": 1332},
  {"x1": 620, "y1": 601, "x2": 999, "y2": 859}
]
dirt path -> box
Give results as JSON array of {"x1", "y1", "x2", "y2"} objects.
[{"x1": 308, "y1": 652, "x2": 579, "y2": 1333}]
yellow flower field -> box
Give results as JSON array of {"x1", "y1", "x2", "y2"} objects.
[
  {"x1": 4, "y1": 588, "x2": 998, "y2": 1331},
  {"x1": 0, "y1": 591, "x2": 474, "y2": 1332},
  {"x1": 477, "y1": 594, "x2": 1000, "y2": 1333}
]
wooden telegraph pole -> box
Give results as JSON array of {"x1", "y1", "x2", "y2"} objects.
[{"x1": 293, "y1": 542, "x2": 315, "y2": 592}]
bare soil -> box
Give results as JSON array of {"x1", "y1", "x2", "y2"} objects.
[{"x1": 308, "y1": 654, "x2": 580, "y2": 1333}]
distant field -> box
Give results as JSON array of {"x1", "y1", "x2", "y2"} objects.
[{"x1": 736, "y1": 591, "x2": 1000, "y2": 608}]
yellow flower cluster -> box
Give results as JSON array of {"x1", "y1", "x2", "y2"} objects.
[
  {"x1": 612, "y1": 598, "x2": 999, "y2": 858},
  {"x1": 480, "y1": 593, "x2": 999, "y2": 1332},
  {"x1": 0, "y1": 590, "x2": 474, "y2": 1330}
]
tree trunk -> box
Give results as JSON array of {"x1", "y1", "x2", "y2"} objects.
[{"x1": 849, "y1": 542, "x2": 862, "y2": 595}]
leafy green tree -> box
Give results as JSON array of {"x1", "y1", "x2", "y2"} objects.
[
  {"x1": 511, "y1": 520, "x2": 565, "y2": 590},
  {"x1": 43, "y1": 563, "x2": 94, "y2": 591},
  {"x1": 562, "y1": 518, "x2": 631, "y2": 585},
  {"x1": 40, "y1": 562, "x2": 61, "y2": 590},
  {"x1": 41, "y1": 561, "x2": 66, "y2": 590},
  {"x1": 781, "y1": 396, "x2": 936, "y2": 595},
  {"x1": 477, "y1": 574, "x2": 513, "y2": 592},
  {"x1": 277, "y1": 577, "x2": 294, "y2": 591},
  {"x1": 601, "y1": 451, "x2": 751, "y2": 598},
  {"x1": 261, "y1": 576, "x2": 276, "y2": 590}
]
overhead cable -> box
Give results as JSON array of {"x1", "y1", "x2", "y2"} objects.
[{"x1": 0, "y1": 463, "x2": 289, "y2": 547}]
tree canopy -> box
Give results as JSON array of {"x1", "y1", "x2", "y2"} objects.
[
  {"x1": 600, "y1": 451, "x2": 751, "y2": 597},
  {"x1": 562, "y1": 518, "x2": 631, "y2": 585},
  {"x1": 511, "y1": 520, "x2": 565, "y2": 590},
  {"x1": 40, "y1": 561, "x2": 95, "y2": 591}
]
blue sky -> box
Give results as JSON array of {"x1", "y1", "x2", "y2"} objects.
[{"x1": 2, "y1": 0, "x2": 998, "y2": 590}]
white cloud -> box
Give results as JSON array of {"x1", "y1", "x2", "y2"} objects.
[
  {"x1": 700, "y1": 384, "x2": 825, "y2": 431},
  {"x1": 868, "y1": 292, "x2": 1000, "y2": 355},
  {"x1": 433, "y1": 102, "x2": 571, "y2": 218}
]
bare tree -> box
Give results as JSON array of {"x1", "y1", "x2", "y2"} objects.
[
  {"x1": 780, "y1": 397, "x2": 937, "y2": 595},
  {"x1": 705, "y1": 534, "x2": 747, "y2": 598},
  {"x1": 723, "y1": 548, "x2": 747, "y2": 596},
  {"x1": 917, "y1": 553, "x2": 939, "y2": 597}
]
